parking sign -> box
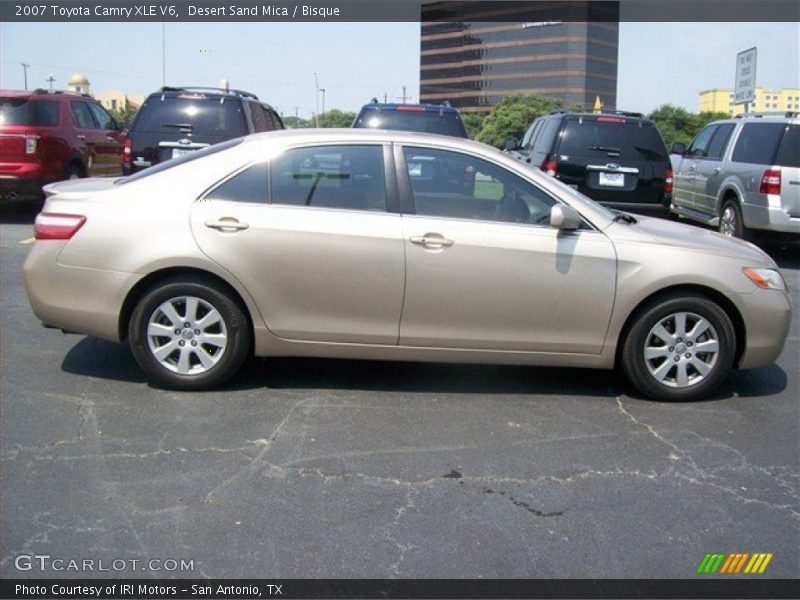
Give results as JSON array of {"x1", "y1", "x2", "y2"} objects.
[{"x1": 734, "y1": 47, "x2": 757, "y2": 105}]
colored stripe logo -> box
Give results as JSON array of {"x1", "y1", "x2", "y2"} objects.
[{"x1": 697, "y1": 552, "x2": 773, "y2": 574}]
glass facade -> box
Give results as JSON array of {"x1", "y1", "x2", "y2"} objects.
[{"x1": 419, "y1": 4, "x2": 619, "y2": 112}]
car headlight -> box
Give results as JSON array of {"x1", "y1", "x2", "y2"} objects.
[{"x1": 742, "y1": 267, "x2": 786, "y2": 291}]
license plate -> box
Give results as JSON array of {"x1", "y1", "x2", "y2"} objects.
[
  {"x1": 172, "y1": 148, "x2": 195, "y2": 159},
  {"x1": 598, "y1": 172, "x2": 625, "y2": 187}
]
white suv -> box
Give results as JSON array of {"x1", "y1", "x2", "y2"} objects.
[{"x1": 670, "y1": 112, "x2": 799, "y2": 240}]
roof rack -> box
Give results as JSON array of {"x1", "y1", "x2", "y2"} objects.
[
  {"x1": 32, "y1": 88, "x2": 93, "y2": 98},
  {"x1": 735, "y1": 111, "x2": 798, "y2": 119},
  {"x1": 159, "y1": 86, "x2": 259, "y2": 100},
  {"x1": 548, "y1": 108, "x2": 644, "y2": 118}
]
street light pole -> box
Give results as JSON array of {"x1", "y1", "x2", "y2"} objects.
[
  {"x1": 320, "y1": 88, "x2": 326, "y2": 117},
  {"x1": 313, "y1": 72, "x2": 319, "y2": 127},
  {"x1": 21, "y1": 63, "x2": 29, "y2": 90}
]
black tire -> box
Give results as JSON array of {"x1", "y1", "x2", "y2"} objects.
[
  {"x1": 64, "y1": 163, "x2": 84, "y2": 180},
  {"x1": 129, "y1": 278, "x2": 251, "y2": 390},
  {"x1": 719, "y1": 198, "x2": 747, "y2": 240},
  {"x1": 621, "y1": 293, "x2": 736, "y2": 401}
]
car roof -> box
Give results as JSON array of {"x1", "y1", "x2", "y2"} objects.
[
  {"x1": 0, "y1": 89, "x2": 94, "y2": 101},
  {"x1": 243, "y1": 127, "x2": 479, "y2": 149},
  {"x1": 359, "y1": 102, "x2": 461, "y2": 114}
]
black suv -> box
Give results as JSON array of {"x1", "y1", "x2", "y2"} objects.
[
  {"x1": 353, "y1": 100, "x2": 469, "y2": 138},
  {"x1": 506, "y1": 110, "x2": 673, "y2": 214},
  {"x1": 123, "y1": 86, "x2": 283, "y2": 174}
]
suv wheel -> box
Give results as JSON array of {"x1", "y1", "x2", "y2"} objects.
[
  {"x1": 719, "y1": 198, "x2": 746, "y2": 239},
  {"x1": 621, "y1": 294, "x2": 735, "y2": 401},
  {"x1": 65, "y1": 164, "x2": 84, "y2": 180},
  {"x1": 129, "y1": 278, "x2": 251, "y2": 390}
]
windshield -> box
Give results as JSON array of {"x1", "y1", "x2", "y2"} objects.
[
  {"x1": 0, "y1": 98, "x2": 60, "y2": 126},
  {"x1": 558, "y1": 118, "x2": 669, "y2": 161},
  {"x1": 117, "y1": 137, "x2": 244, "y2": 185},
  {"x1": 354, "y1": 108, "x2": 468, "y2": 138},
  {"x1": 131, "y1": 95, "x2": 248, "y2": 138}
]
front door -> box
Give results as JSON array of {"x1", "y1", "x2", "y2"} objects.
[{"x1": 397, "y1": 145, "x2": 617, "y2": 354}]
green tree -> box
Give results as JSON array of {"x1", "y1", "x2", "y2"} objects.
[
  {"x1": 283, "y1": 116, "x2": 311, "y2": 129},
  {"x1": 461, "y1": 112, "x2": 487, "y2": 139},
  {"x1": 647, "y1": 104, "x2": 730, "y2": 148},
  {"x1": 108, "y1": 100, "x2": 139, "y2": 128},
  {"x1": 474, "y1": 94, "x2": 564, "y2": 148},
  {"x1": 317, "y1": 109, "x2": 357, "y2": 128}
]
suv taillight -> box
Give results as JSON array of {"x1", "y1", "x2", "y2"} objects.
[
  {"x1": 759, "y1": 168, "x2": 781, "y2": 195},
  {"x1": 542, "y1": 159, "x2": 557, "y2": 177},
  {"x1": 122, "y1": 138, "x2": 132, "y2": 164},
  {"x1": 25, "y1": 135, "x2": 40, "y2": 155},
  {"x1": 34, "y1": 213, "x2": 86, "y2": 240},
  {"x1": 665, "y1": 168, "x2": 673, "y2": 194}
]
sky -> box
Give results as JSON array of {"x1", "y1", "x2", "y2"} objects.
[{"x1": 1, "y1": 20, "x2": 798, "y2": 118}]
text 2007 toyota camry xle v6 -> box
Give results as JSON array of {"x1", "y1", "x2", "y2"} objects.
[{"x1": 23, "y1": 130, "x2": 791, "y2": 401}]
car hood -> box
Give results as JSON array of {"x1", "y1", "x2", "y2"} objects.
[
  {"x1": 42, "y1": 177, "x2": 121, "y2": 199},
  {"x1": 608, "y1": 214, "x2": 776, "y2": 266}
]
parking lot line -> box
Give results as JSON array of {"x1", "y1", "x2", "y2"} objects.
[{"x1": 19, "y1": 237, "x2": 35, "y2": 244}]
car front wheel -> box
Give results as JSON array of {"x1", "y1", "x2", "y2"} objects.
[
  {"x1": 621, "y1": 294, "x2": 736, "y2": 401},
  {"x1": 129, "y1": 278, "x2": 251, "y2": 390}
]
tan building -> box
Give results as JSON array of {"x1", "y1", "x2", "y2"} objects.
[
  {"x1": 67, "y1": 73, "x2": 91, "y2": 95},
  {"x1": 699, "y1": 87, "x2": 800, "y2": 115},
  {"x1": 94, "y1": 89, "x2": 144, "y2": 112}
]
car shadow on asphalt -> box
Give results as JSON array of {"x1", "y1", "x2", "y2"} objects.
[
  {"x1": 763, "y1": 240, "x2": 800, "y2": 269},
  {"x1": 60, "y1": 337, "x2": 788, "y2": 401}
]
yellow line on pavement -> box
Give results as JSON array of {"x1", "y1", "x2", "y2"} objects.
[{"x1": 19, "y1": 237, "x2": 35, "y2": 245}]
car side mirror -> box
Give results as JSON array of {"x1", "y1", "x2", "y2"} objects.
[
  {"x1": 504, "y1": 137, "x2": 519, "y2": 151},
  {"x1": 670, "y1": 142, "x2": 686, "y2": 155},
  {"x1": 549, "y1": 205, "x2": 582, "y2": 230}
]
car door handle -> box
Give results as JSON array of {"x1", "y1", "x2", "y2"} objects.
[
  {"x1": 410, "y1": 234, "x2": 454, "y2": 248},
  {"x1": 77, "y1": 135, "x2": 86, "y2": 141},
  {"x1": 205, "y1": 218, "x2": 249, "y2": 232},
  {"x1": 712, "y1": 167, "x2": 721, "y2": 175},
  {"x1": 688, "y1": 165, "x2": 696, "y2": 172}
]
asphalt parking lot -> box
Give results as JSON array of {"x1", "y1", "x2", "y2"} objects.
[{"x1": 1, "y1": 202, "x2": 798, "y2": 579}]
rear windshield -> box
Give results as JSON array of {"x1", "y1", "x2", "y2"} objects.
[
  {"x1": 354, "y1": 107, "x2": 468, "y2": 138},
  {"x1": 0, "y1": 98, "x2": 60, "y2": 127},
  {"x1": 131, "y1": 94, "x2": 248, "y2": 138},
  {"x1": 116, "y1": 137, "x2": 244, "y2": 185},
  {"x1": 557, "y1": 118, "x2": 668, "y2": 161}
]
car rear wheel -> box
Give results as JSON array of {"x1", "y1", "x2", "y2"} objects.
[
  {"x1": 719, "y1": 198, "x2": 746, "y2": 239},
  {"x1": 129, "y1": 279, "x2": 250, "y2": 390},
  {"x1": 621, "y1": 294, "x2": 735, "y2": 401},
  {"x1": 65, "y1": 164, "x2": 84, "y2": 180}
]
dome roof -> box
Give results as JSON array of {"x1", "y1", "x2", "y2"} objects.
[{"x1": 68, "y1": 73, "x2": 90, "y2": 86}]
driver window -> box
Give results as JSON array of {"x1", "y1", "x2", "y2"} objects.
[
  {"x1": 402, "y1": 146, "x2": 557, "y2": 226},
  {"x1": 687, "y1": 125, "x2": 718, "y2": 158}
]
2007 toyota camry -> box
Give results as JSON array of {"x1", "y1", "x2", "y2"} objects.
[{"x1": 23, "y1": 129, "x2": 791, "y2": 401}]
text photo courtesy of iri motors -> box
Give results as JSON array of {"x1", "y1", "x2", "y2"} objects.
[{"x1": 0, "y1": 1, "x2": 798, "y2": 599}]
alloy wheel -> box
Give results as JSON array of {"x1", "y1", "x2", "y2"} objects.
[
  {"x1": 643, "y1": 311, "x2": 720, "y2": 388},
  {"x1": 719, "y1": 205, "x2": 738, "y2": 237}
]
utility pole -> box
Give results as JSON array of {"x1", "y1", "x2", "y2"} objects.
[
  {"x1": 320, "y1": 88, "x2": 326, "y2": 117},
  {"x1": 21, "y1": 63, "x2": 29, "y2": 90},
  {"x1": 313, "y1": 72, "x2": 319, "y2": 127},
  {"x1": 161, "y1": 22, "x2": 166, "y2": 86},
  {"x1": 383, "y1": 93, "x2": 388, "y2": 103},
  {"x1": 291, "y1": 106, "x2": 300, "y2": 118},
  {"x1": 46, "y1": 75, "x2": 55, "y2": 90},
  {"x1": 398, "y1": 86, "x2": 410, "y2": 103}
]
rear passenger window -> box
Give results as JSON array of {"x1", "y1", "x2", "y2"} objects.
[
  {"x1": 775, "y1": 125, "x2": 799, "y2": 168},
  {"x1": 706, "y1": 123, "x2": 735, "y2": 159},
  {"x1": 70, "y1": 101, "x2": 96, "y2": 129},
  {"x1": 270, "y1": 145, "x2": 385, "y2": 211},
  {"x1": 249, "y1": 103, "x2": 269, "y2": 133},
  {"x1": 534, "y1": 119, "x2": 560, "y2": 153},
  {"x1": 206, "y1": 163, "x2": 267, "y2": 204},
  {"x1": 731, "y1": 123, "x2": 786, "y2": 165}
]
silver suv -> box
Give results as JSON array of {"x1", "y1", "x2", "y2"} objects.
[{"x1": 669, "y1": 112, "x2": 799, "y2": 239}]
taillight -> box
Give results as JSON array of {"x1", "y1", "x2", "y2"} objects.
[
  {"x1": 34, "y1": 213, "x2": 86, "y2": 240},
  {"x1": 665, "y1": 168, "x2": 673, "y2": 194},
  {"x1": 542, "y1": 159, "x2": 557, "y2": 177},
  {"x1": 759, "y1": 168, "x2": 781, "y2": 195},
  {"x1": 123, "y1": 138, "x2": 132, "y2": 163},
  {"x1": 25, "y1": 135, "x2": 40, "y2": 154}
]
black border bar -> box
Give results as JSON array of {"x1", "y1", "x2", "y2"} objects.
[
  {"x1": 2, "y1": 579, "x2": 800, "y2": 599},
  {"x1": 1, "y1": 1, "x2": 799, "y2": 23}
]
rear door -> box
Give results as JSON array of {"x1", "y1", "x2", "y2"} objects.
[
  {"x1": 69, "y1": 100, "x2": 104, "y2": 176},
  {"x1": 396, "y1": 144, "x2": 616, "y2": 354},
  {"x1": 86, "y1": 102, "x2": 123, "y2": 177},
  {"x1": 190, "y1": 143, "x2": 406, "y2": 344},
  {"x1": 554, "y1": 116, "x2": 669, "y2": 209}
]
